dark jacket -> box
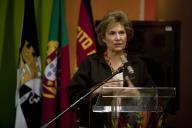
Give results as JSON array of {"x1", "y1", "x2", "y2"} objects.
[{"x1": 67, "y1": 52, "x2": 155, "y2": 128}]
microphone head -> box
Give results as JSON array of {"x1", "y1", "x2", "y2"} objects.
[{"x1": 120, "y1": 55, "x2": 134, "y2": 75}]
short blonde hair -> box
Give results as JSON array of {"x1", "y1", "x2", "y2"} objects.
[{"x1": 96, "y1": 10, "x2": 134, "y2": 49}]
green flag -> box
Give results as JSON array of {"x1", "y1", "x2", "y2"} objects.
[{"x1": 41, "y1": 0, "x2": 71, "y2": 127}]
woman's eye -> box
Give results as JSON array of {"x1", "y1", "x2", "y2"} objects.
[
  {"x1": 119, "y1": 31, "x2": 125, "y2": 35},
  {"x1": 108, "y1": 31, "x2": 126, "y2": 36},
  {"x1": 108, "y1": 31, "x2": 116, "y2": 35}
]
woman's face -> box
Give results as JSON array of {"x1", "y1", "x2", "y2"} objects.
[{"x1": 103, "y1": 23, "x2": 127, "y2": 53}]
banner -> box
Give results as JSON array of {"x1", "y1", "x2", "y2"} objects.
[
  {"x1": 76, "y1": 0, "x2": 97, "y2": 67},
  {"x1": 15, "y1": 0, "x2": 42, "y2": 127},
  {"x1": 74, "y1": 0, "x2": 97, "y2": 126}
]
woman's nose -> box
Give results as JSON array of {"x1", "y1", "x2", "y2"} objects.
[{"x1": 115, "y1": 33, "x2": 121, "y2": 40}]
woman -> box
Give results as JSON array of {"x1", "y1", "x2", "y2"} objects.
[{"x1": 67, "y1": 10, "x2": 155, "y2": 128}]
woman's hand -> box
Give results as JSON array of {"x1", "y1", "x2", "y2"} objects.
[{"x1": 92, "y1": 78, "x2": 122, "y2": 95}]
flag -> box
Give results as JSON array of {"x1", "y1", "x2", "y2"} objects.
[
  {"x1": 73, "y1": 0, "x2": 97, "y2": 127},
  {"x1": 15, "y1": 0, "x2": 42, "y2": 127},
  {"x1": 58, "y1": 0, "x2": 71, "y2": 127},
  {"x1": 76, "y1": 0, "x2": 97, "y2": 67},
  {"x1": 41, "y1": 0, "x2": 71, "y2": 127}
]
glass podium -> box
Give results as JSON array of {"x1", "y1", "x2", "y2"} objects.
[
  {"x1": 92, "y1": 87, "x2": 176, "y2": 127},
  {"x1": 93, "y1": 87, "x2": 176, "y2": 113}
]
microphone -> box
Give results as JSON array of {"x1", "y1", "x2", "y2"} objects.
[
  {"x1": 120, "y1": 55, "x2": 134, "y2": 75},
  {"x1": 120, "y1": 55, "x2": 135, "y2": 87}
]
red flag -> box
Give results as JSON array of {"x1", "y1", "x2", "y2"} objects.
[
  {"x1": 58, "y1": 0, "x2": 71, "y2": 127},
  {"x1": 74, "y1": 0, "x2": 97, "y2": 127},
  {"x1": 76, "y1": 0, "x2": 97, "y2": 67},
  {"x1": 41, "y1": 0, "x2": 71, "y2": 127}
]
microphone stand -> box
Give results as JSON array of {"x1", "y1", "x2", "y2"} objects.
[{"x1": 41, "y1": 66, "x2": 124, "y2": 128}]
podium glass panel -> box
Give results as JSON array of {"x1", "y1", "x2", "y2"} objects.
[{"x1": 93, "y1": 87, "x2": 176, "y2": 113}]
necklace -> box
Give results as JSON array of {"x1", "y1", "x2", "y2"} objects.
[
  {"x1": 104, "y1": 51, "x2": 125, "y2": 74},
  {"x1": 104, "y1": 52, "x2": 115, "y2": 73}
]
